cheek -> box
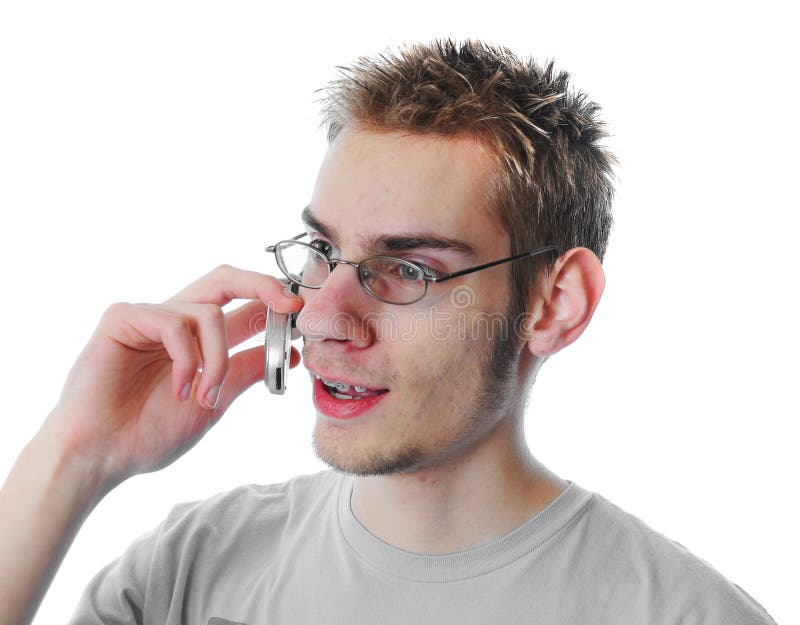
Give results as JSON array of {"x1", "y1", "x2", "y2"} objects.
[
  {"x1": 405, "y1": 328, "x2": 486, "y2": 397},
  {"x1": 389, "y1": 303, "x2": 497, "y2": 392}
]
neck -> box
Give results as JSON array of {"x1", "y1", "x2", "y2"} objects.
[{"x1": 349, "y1": 409, "x2": 568, "y2": 555}]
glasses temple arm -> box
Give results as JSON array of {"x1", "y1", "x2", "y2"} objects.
[
  {"x1": 265, "y1": 232, "x2": 308, "y2": 253},
  {"x1": 428, "y1": 246, "x2": 561, "y2": 283}
]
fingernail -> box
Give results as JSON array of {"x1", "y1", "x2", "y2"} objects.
[
  {"x1": 180, "y1": 383, "x2": 191, "y2": 401},
  {"x1": 205, "y1": 385, "x2": 220, "y2": 408}
]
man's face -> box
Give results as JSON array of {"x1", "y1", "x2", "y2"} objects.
[{"x1": 296, "y1": 126, "x2": 522, "y2": 476}]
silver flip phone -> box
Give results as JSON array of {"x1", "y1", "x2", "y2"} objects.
[{"x1": 264, "y1": 281, "x2": 301, "y2": 395}]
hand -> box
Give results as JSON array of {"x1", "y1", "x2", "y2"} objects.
[{"x1": 38, "y1": 264, "x2": 304, "y2": 492}]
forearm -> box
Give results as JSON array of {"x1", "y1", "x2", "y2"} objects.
[{"x1": 0, "y1": 429, "x2": 108, "y2": 625}]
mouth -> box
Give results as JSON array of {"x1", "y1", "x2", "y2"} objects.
[
  {"x1": 311, "y1": 374, "x2": 390, "y2": 420},
  {"x1": 312, "y1": 372, "x2": 390, "y2": 399}
]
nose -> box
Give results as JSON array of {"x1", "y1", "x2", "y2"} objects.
[{"x1": 295, "y1": 260, "x2": 373, "y2": 345}]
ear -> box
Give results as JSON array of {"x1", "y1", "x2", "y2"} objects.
[{"x1": 522, "y1": 247, "x2": 606, "y2": 357}]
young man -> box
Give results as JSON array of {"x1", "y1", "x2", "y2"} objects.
[{"x1": 0, "y1": 40, "x2": 777, "y2": 625}]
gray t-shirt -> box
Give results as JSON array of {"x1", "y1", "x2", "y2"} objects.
[{"x1": 66, "y1": 469, "x2": 777, "y2": 624}]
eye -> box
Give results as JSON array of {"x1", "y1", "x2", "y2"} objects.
[
  {"x1": 399, "y1": 263, "x2": 422, "y2": 281},
  {"x1": 309, "y1": 237, "x2": 335, "y2": 259},
  {"x1": 396, "y1": 260, "x2": 441, "y2": 281}
]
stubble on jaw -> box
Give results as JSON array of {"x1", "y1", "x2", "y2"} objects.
[{"x1": 310, "y1": 299, "x2": 522, "y2": 478}]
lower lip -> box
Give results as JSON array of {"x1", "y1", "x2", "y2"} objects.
[{"x1": 312, "y1": 376, "x2": 389, "y2": 420}]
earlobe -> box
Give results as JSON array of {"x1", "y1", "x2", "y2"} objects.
[{"x1": 523, "y1": 247, "x2": 605, "y2": 358}]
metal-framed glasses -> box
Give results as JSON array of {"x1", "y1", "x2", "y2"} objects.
[{"x1": 265, "y1": 232, "x2": 561, "y2": 305}]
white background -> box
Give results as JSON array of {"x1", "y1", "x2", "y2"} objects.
[{"x1": 0, "y1": 2, "x2": 796, "y2": 623}]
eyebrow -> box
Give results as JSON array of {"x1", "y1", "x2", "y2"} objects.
[{"x1": 301, "y1": 206, "x2": 477, "y2": 257}]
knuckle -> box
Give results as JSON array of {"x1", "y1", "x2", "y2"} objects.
[
  {"x1": 199, "y1": 303, "x2": 225, "y2": 324},
  {"x1": 165, "y1": 315, "x2": 192, "y2": 334},
  {"x1": 104, "y1": 301, "x2": 130, "y2": 317}
]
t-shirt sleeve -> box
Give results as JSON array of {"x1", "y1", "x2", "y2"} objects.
[
  {"x1": 63, "y1": 497, "x2": 202, "y2": 625},
  {"x1": 703, "y1": 580, "x2": 779, "y2": 625},
  {"x1": 63, "y1": 517, "x2": 165, "y2": 625}
]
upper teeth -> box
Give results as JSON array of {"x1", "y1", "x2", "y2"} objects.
[{"x1": 314, "y1": 373, "x2": 367, "y2": 393}]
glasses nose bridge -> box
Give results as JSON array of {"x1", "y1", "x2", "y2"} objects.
[
  {"x1": 329, "y1": 258, "x2": 361, "y2": 271},
  {"x1": 316, "y1": 257, "x2": 366, "y2": 300},
  {"x1": 327, "y1": 257, "x2": 362, "y2": 283}
]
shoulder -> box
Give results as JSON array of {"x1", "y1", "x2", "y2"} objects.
[
  {"x1": 156, "y1": 468, "x2": 340, "y2": 545},
  {"x1": 575, "y1": 489, "x2": 777, "y2": 625}
]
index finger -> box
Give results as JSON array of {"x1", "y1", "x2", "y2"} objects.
[{"x1": 165, "y1": 264, "x2": 302, "y2": 311}]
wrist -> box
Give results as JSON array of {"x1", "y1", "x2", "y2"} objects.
[
  {"x1": 0, "y1": 421, "x2": 112, "y2": 625},
  {"x1": 27, "y1": 423, "x2": 115, "y2": 508}
]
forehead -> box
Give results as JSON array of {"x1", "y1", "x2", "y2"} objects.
[{"x1": 308, "y1": 127, "x2": 505, "y2": 251}]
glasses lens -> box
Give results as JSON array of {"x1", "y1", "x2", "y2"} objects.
[
  {"x1": 359, "y1": 257, "x2": 426, "y2": 304},
  {"x1": 276, "y1": 241, "x2": 330, "y2": 287}
]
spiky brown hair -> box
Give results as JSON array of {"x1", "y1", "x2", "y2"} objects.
[{"x1": 319, "y1": 39, "x2": 617, "y2": 346}]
